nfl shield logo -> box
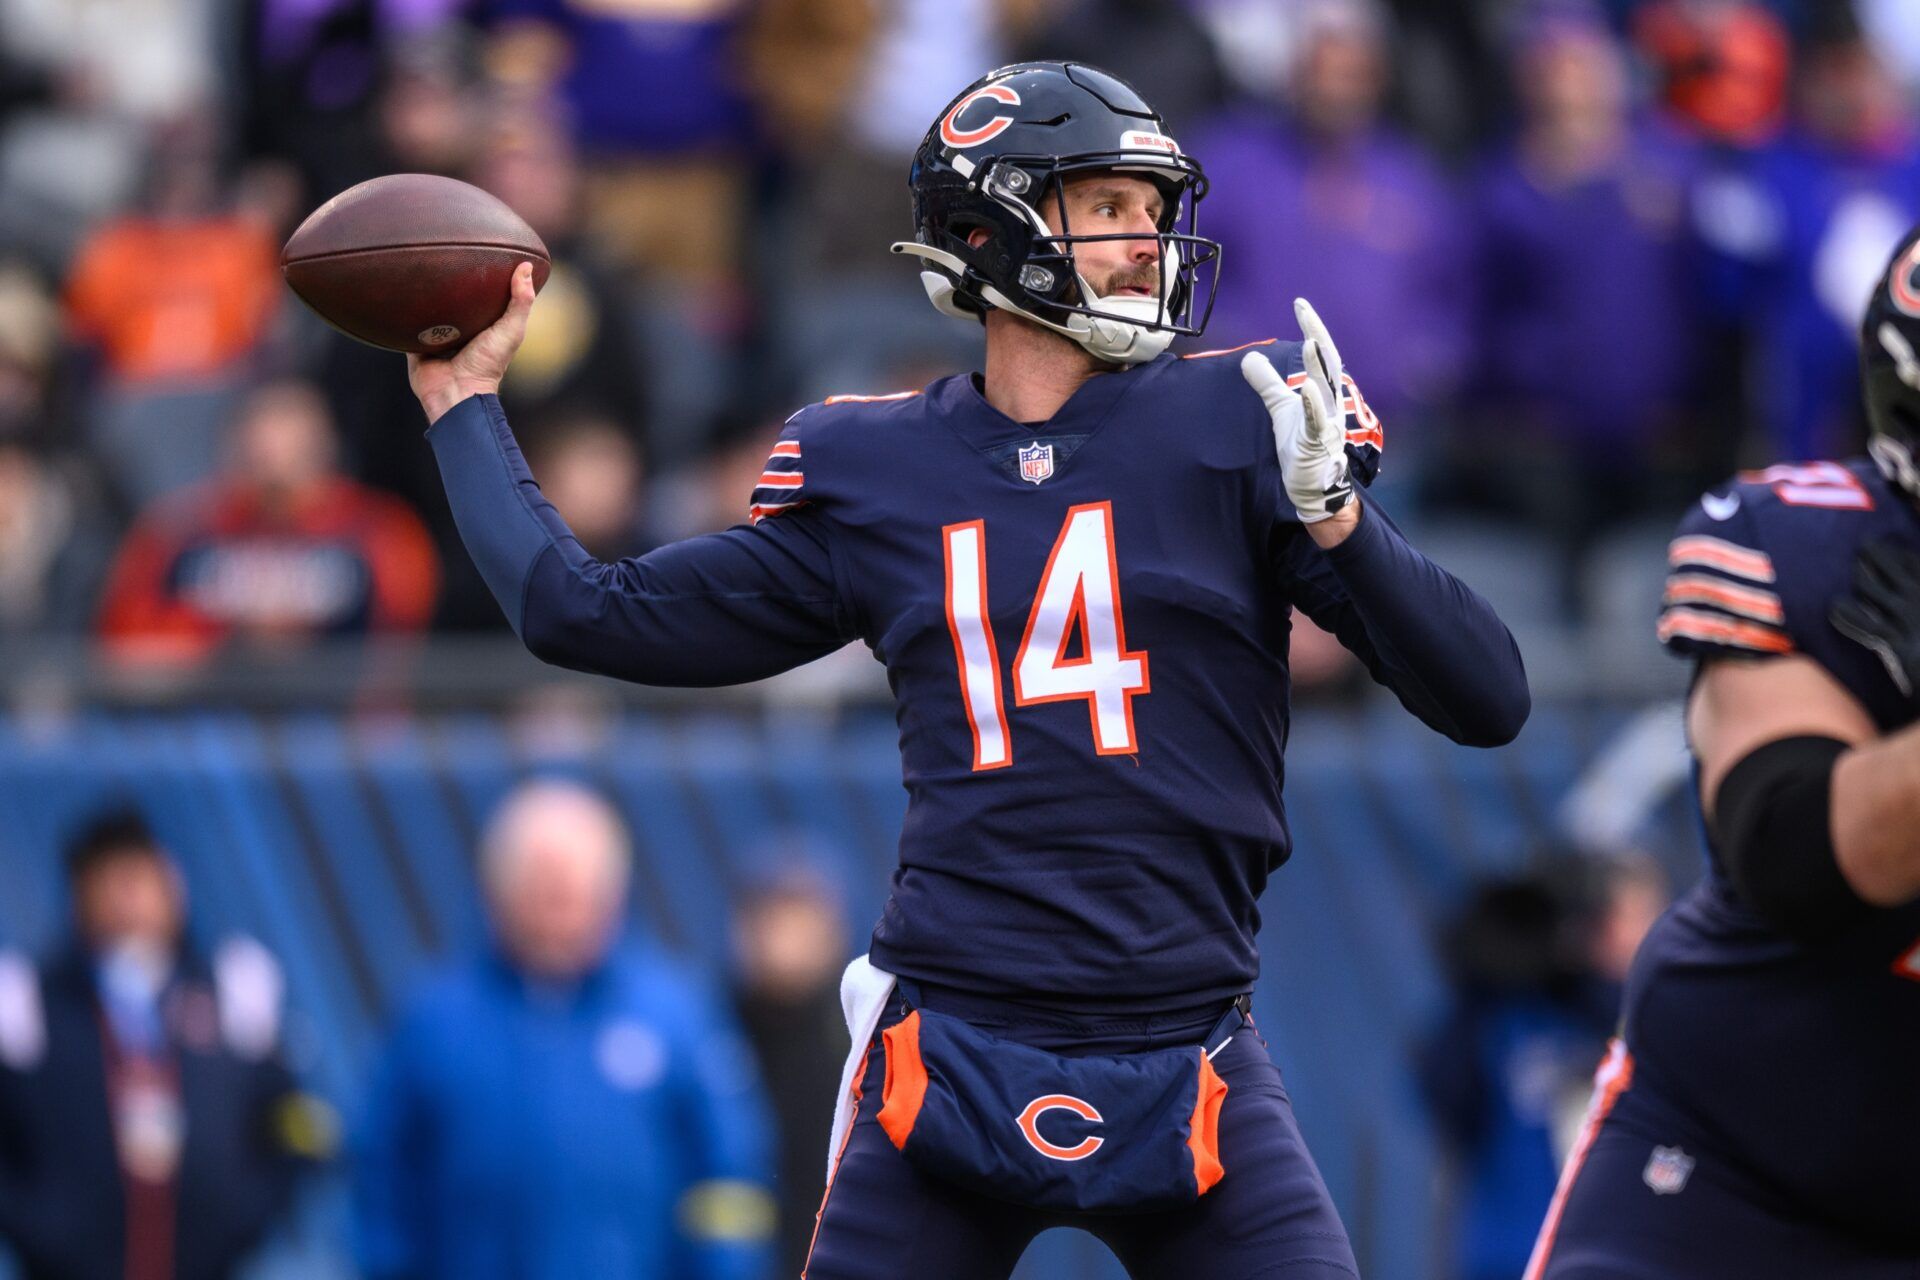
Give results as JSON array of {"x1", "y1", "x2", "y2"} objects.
[
  {"x1": 1019, "y1": 441, "x2": 1054, "y2": 484},
  {"x1": 1642, "y1": 1145, "x2": 1695, "y2": 1195}
]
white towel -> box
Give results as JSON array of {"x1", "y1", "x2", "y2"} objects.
[{"x1": 825, "y1": 954, "x2": 898, "y2": 1184}]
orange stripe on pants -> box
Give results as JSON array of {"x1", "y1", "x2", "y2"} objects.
[{"x1": 1523, "y1": 1039, "x2": 1635, "y2": 1280}]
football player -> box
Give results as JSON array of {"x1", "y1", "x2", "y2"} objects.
[
  {"x1": 1524, "y1": 227, "x2": 1920, "y2": 1278},
  {"x1": 411, "y1": 62, "x2": 1528, "y2": 1280}
]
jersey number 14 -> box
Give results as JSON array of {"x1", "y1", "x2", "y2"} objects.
[{"x1": 943, "y1": 502, "x2": 1150, "y2": 771}]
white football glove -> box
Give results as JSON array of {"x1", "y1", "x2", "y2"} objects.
[{"x1": 1241, "y1": 298, "x2": 1353, "y2": 523}]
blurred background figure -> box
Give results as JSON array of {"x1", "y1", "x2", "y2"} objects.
[
  {"x1": 0, "y1": 808, "x2": 327, "y2": 1280},
  {"x1": 353, "y1": 778, "x2": 776, "y2": 1280},
  {"x1": 63, "y1": 111, "x2": 285, "y2": 508},
  {"x1": 730, "y1": 861, "x2": 850, "y2": 1278},
  {"x1": 1194, "y1": 0, "x2": 1469, "y2": 453},
  {"x1": 1450, "y1": 4, "x2": 1704, "y2": 615},
  {"x1": 1743, "y1": 14, "x2": 1920, "y2": 462},
  {"x1": 95, "y1": 377, "x2": 438, "y2": 665},
  {"x1": 1418, "y1": 851, "x2": 1668, "y2": 1280},
  {"x1": 523, "y1": 412, "x2": 654, "y2": 562}
]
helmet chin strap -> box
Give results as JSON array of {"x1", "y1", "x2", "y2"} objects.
[{"x1": 891, "y1": 240, "x2": 1181, "y2": 365}]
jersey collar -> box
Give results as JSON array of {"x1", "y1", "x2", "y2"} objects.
[{"x1": 929, "y1": 356, "x2": 1165, "y2": 453}]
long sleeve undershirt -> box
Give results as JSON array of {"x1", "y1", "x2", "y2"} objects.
[{"x1": 1281, "y1": 497, "x2": 1531, "y2": 747}]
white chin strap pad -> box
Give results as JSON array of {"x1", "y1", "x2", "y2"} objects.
[
  {"x1": 895, "y1": 238, "x2": 1182, "y2": 366},
  {"x1": 1079, "y1": 310, "x2": 1176, "y2": 364},
  {"x1": 1074, "y1": 242, "x2": 1183, "y2": 364}
]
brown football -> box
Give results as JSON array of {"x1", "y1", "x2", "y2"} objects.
[{"x1": 281, "y1": 173, "x2": 550, "y2": 354}]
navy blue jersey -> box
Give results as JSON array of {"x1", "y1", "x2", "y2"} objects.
[
  {"x1": 1634, "y1": 458, "x2": 1920, "y2": 1241},
  {"x1": 427, "y1": 342, "x2": 1526, "y2": 1012}
]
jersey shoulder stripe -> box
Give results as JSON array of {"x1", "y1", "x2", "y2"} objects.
[
  {"x1": 748, "y1": 390, "x2": 928, "y2": 524},
  {"x1": 749, "y1": 417, "x2": 809, "y2": 526},
  {"x1": 1668, "y1": 535, "x2": 1776, "y2": 583},
  {"x1": 1659, "y1": 489, "x2": 1792, "y2": 658},
  {"x1": 1661, "y1": 573, "x2": 1785, "y2": 624},
  {"x1": 1656, "y1": 607, "x2": 1794, "y2": 654}
]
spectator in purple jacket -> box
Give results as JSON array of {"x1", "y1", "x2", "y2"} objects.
[
  {"x1": 1190, "y1": 0, "x2": 1470, "y2": 431},
  {"x1": 1449, "y1": 6, "x2": 1705, "y2": 596}
]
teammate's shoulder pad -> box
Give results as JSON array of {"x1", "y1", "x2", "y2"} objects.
[{"x1": 1656, "y1": 466, "x2": 1879, "y2": 659}]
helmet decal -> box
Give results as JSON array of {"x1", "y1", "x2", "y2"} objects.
[
  {"x1": 1119, "y1": 130, "x2": 1179, "y2": 155},
  {"x1": 1891, "y1": 237, "x2": 1920, "y2": 318},
  {"x1": 940, "y1": 85, "x2": 1022, "y2": 150}
]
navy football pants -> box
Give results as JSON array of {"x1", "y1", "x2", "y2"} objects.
[
  {"x1": 803, "y1": 997, "x2": 1358, "y2": 1280},
  {"x1": 1530, "y1": 1044, "x2": 1920, "y2": 1280}
]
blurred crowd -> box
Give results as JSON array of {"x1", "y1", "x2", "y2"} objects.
[
  {"x1": 0, "y1": 785, "x2": 856, "y2": 1280},
  {"x1": 0, "y1": 0, "x2": 1907, "y2": 666}
]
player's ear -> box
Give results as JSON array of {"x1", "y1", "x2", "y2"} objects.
[{"x1": 967, "y1": 228, "x2": 992, "y2": 250}]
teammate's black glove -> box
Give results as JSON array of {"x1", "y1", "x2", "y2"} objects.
[{"x1": 1830, "y1": 538, "x2": 1920, "y2": 698}]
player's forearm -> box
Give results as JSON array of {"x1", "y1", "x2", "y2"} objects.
[
  {"x1": 1318, "y1": 496, "x2": 1530, "y2": 746},
  {"x1": 427, "y1": 394, "x2": 848, "y2": 685},
  {"x1": 1832, "y1": 723, "x2": 1920, "y2": 905}
]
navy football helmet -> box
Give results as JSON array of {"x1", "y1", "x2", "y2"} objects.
[
  {"x1": 1863, "y1": 223, "x2": 1920, "y2": 504},
  {"x1": 891, "y1": 62, "x2": 1220, "y2": 365}
]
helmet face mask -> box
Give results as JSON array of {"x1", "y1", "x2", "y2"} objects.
[{"x1": 894, "y1": 62, "x2": 1222, "y2": 365}]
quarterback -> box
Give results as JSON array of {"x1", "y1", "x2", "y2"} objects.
[{"x1": 411, "y1": 62, "x2": 1527, "y2": 1280}]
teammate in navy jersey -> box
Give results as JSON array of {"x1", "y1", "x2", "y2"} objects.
[
  {"x1": 410, "y1": 62, "x2": 1527, "y2": 1280},
  {"x1": 1526, "y1": 227, "x2": 1920, "y2": 1280}
]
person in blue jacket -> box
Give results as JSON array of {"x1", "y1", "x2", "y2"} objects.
[{"x1": 352, "y1": 778, "x2": 776, "y2": 1280}]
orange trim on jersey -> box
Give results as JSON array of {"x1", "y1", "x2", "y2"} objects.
[
  {"x1": 770, "y1": 441, "x2": 801, "y2": 457},
  {"x1": 800, "y1": 1044, "x2": 872, "y2": 1279},
  {"x1": 1180, "y1": 338, "x2": 1278, "y2": 359},
  {"x1": 749, "y1": 500, "x2": 807, "y2": 525},
  {"x1": 823, "y1": 390, "x2": 923, "y2": 406},
  {"x1": 1657, "y1": 607, "x2": 1793, "y2": 653},
  {"x1": 1661, "y1": 575, "x2": 1785, "y2": 624},
  {"x1": 1523, "y1": 1040, "x2": 1634, "y2": 1280},
  {"x1": 756, "y1": 471, "x2": 804, "y2": 488},
  {"x1": 1187, "y1": 1050, "x2": 1228, "y2": 1196},
  {"x1": 1668, "y1": 536, "x2": 1775, "y2": 582},
  {"x1": 877, "y1": 1012, "x2": 928, "y2": 1151}
]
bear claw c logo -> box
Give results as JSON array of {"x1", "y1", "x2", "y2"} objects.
[
  {"x1": 940, "y1": 85, "x2": 1022, "y2": 150},
  {"x1": 1017, "y1": 1094, "x2": 1104, "y2": 1161}
]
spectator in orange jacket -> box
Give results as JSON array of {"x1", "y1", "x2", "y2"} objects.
[{"x1": 97, "y1": 377, "x2": 439, "y2": 663}]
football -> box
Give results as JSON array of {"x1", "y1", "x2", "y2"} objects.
[{"x1": 281, "y1": 173, "x2": 550, "y2": 354}]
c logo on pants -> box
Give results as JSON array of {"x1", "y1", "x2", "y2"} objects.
[{"x1": 1017, "y1": 1094, "x2": 1104, "y2": 1161}]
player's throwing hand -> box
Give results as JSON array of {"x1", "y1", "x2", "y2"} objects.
[
  {"x1": 1241, "y1": 298, "x2": 1353, "y2": 523},
  {"x1": 408, "y1": 261, "x2": 538, "y2": 425}
]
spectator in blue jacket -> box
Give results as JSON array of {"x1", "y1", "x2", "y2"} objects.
[
  {"x1": 0, "y1": 808, "x2": 327, "y2": 1280},
  {"x1": 352, "y1": 778, "x2": 777, "y2": 1280}
]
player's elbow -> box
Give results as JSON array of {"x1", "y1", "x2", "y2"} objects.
[
  {"x1": 516, "y1": 585, "x2": 626, "y2": 680},
  {"x1": 1441, "y1": 668, "x2": 1531, "y2": 748},
  {"x1": 518, "y1": 607, "x2": 587, "y2": 672},
  {"x1": 1464, "y1": 682, "x2": 1530, "y2": 747}
]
